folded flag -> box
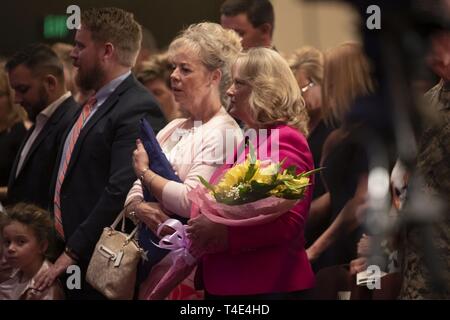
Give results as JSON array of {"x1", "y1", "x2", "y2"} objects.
[{"x1": 137, "y1": 118, "x2": 187, "y2": 282}]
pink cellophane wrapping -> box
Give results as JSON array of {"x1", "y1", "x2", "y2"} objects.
[
  {"x1": 138, "y1": 186, "x2": 299, "y2": 300},
  {"x1": 188, "y1": 185, "x2": 298, "y2": 225}
]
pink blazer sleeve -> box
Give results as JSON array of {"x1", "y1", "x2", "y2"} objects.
[{"x1": 227, "y1": 126, "x2": 314, "y2": 254}]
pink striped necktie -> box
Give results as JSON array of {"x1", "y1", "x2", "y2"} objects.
[{"x1": 53, "y1": 95, "x2": 97, "y2": 239}]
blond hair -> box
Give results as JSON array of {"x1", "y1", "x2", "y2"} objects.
[
  {"x1": 235, "y1": 47, "x2": 309, "y2": 136},
  {"x1": 0, "y1": 65, "x2": 27, "y2": 132},
  {"x1": 168, "y1": 22, "x2": 242, "y2": 106},
  {"x1": 322, "y1": 42, "x2": 375, "y2": 124},
  {"x1": 51, "y1": 42, "x2": 73, "y2": 65},
  {"x1": 51, "y1": 43, "x2": 76, "y2": 93},
  {"x1": 81, "y1": 7, "x2": 142, "y2": 67},
  {"x1": 288, "y1": 46, "x2": 324, "y2": 85},
  {"x1": 136, "y1": 52, "x2": 172, "y2": 87}
]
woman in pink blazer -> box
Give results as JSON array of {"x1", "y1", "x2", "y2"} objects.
[{"x1": 187, "y1": 48, "x2": 315, "y2": 299}]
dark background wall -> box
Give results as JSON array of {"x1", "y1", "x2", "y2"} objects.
[{"x1": 1, "y1": 0, "x2": 223, "y2": 57}]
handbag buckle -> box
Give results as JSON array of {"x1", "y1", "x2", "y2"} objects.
[
  {"x1": 114, "y1": 250, "x2": 124, "y2": 267},
  {"x1": 98, "y1": 245, "x2": 125, "y2": 268},
  {"x1": 98, "y1": 245, "x2": 116, "y2": 260}
]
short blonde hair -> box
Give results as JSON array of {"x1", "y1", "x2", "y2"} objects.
[
  {"x1": 288, "y1": 46, "x2": 324, "y2": 85},
  {"x1": 168, "y1": 22, "x2": 242, "y2": 106},
  {"x1": 322, "y1": 42, "x2": 375, "y2": 124},
  {"x1": 81, "y1": 7, "x2": 142, "y2": 67},
  {"x1": 235, "y1": 47, "x2": 309, "y2": 136}
]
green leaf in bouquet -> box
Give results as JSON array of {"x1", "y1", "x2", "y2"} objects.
[
  {"x1": 284, "y1": 165, "x2": 298, "y2": 177},
  {"x1": 283, "y1": 179, "x2": 310, "y2": 189},
  {"x1": 238, "y1": 183, "x2": 251, "y2": 197},
  {"x1": 237, "y1": 192, "x2": 266, "y2": 204},
  {"x1": 270, "y1": 171, "x2": 278, "y2": 184},
  {"x1": 217, "y1": 196, "x2": 239, "y2": 205},
  {"x1": 279, "y1": 190, "x2": 307, "y2": 200},
  {"x1": 249, "y1": 140, "x2": 256, "y2": 163},
  {"x1": 244, "y1": 163, "x2": 257, "y2": 182},
  {"x1": 250, "y1": 180, "x2": 278, "y2": 195},
  {"x1": 198, "y1": 175, "x2": 216, "y2": 194},
  {"x1": 298, "y1": 167, "x2": 325, "y2": 178},
  {"x1": 273, "y1": 158, "x2": 286, "y2": 179},
  {"x1": 243, "y1": 141, "x2": 258, "y2": 182},
  {"x1": 218, "y1": 181, "x2": 274, "y2": 205}
]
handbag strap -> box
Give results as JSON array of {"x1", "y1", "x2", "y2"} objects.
[
  {"x1": 110, "y1": 209, "x2": 139, "y2": 243},
  {"x1": 111, "y1": 209, "x2": 127, "y2": 231}
]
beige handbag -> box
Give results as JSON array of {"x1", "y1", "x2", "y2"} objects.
[{"x1": 86, "y1": 209, "x2": 143, "y2": 300}]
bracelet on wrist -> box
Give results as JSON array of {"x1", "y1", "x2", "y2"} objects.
[
  {"x1": 139, "y1": 168, "x2": 150, "y2": 182},
  {"x1": 144, "y1": 172, "x2": 158, "y2": 189}
]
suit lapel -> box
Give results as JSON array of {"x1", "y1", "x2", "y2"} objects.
[
  {"x1": 8, "y1": 125, "x2": 34, "y2": 186},
  {"x1": 20, "y1": 98, "x2": 74, "y2": 176},
  {"x1": 63, "y1": 75, "x2": 135, "y2": 179}
]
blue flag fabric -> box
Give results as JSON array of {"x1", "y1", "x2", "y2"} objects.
[{"x1": 137, "y1": 118, "x2": 188, "y2": 282}]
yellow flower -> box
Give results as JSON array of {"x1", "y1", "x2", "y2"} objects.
[
  {"x1": 198, "y1": 141, "x2": 318, "y2": 203},
  {"x1": 215, "y1": 162, "x2": 248, "y2": 193},
  {"x1": 260, "y1": 163, "x2": 278, "y2": 176},
  {"x1": 252, "y1": 163, "x2": 277, "y2": 184}
]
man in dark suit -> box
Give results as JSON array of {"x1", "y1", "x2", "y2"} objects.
[
  {"x1": 34, "y1": 7, "x2": 166, "y2": 298},
  {"x1": 5, "y1": 44, "x2": 79, "y2": 210}
]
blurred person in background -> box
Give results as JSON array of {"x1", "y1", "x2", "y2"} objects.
[
  {"x1": 134, "y1": 27, "x2": 159, "y2": 73},
  {"x1": 288, "y1": 47, "x2": 335, "y2": 249},
  {"x1": 0, "y1": 62, "x2": 30, "y2": 203},
  {"x1": 51, "y1": 43, "x2": 93, "y2": 103},
  {"x1": 136, "y1": 52, "x2": 186, "y2": 122},
  {"x1": 306, "y1": 43, "x2": 376, "y2": 272},
  {"x1": 220, "y1": 0, "x2": 274, "y2": 50},
  {"x1": 399, "y1": 28, "x2": 450, "y2": 300}
]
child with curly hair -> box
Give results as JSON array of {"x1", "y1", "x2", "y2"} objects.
[{"x1": 0, "y1": 203, "x2": 64, "y2": 299}]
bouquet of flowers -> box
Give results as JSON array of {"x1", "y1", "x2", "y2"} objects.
[
  {"x1": 139, "y1": 143, "x2": 319, "y2": 299},
  {"x1": 193, "y1": 143, "x2": 318, "y2": 225}
]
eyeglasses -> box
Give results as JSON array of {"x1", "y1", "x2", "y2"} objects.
[{"x1": 301, "y1": 81, "x2": 315, "y2": 93}]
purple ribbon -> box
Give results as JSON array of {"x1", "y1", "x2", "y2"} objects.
[{"x1": 153, "y1": 219, "x2": 196, "y2": 266}]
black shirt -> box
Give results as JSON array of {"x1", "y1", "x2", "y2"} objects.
[{"x1": 307, "y1": 120, "x2": 333, "y2": 199}]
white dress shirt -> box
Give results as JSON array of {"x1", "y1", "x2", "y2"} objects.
[{"x1": 15, "y1": 91, "x2": 72, "y2": 177}]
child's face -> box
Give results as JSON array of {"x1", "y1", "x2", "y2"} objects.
[{"x1": 2, "y1": 221, "x2": 46, "y2": 270}]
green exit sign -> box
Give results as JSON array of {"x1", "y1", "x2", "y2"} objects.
[{"x1": 44, "y1": 15, "x2": 69, "y2": 39}]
